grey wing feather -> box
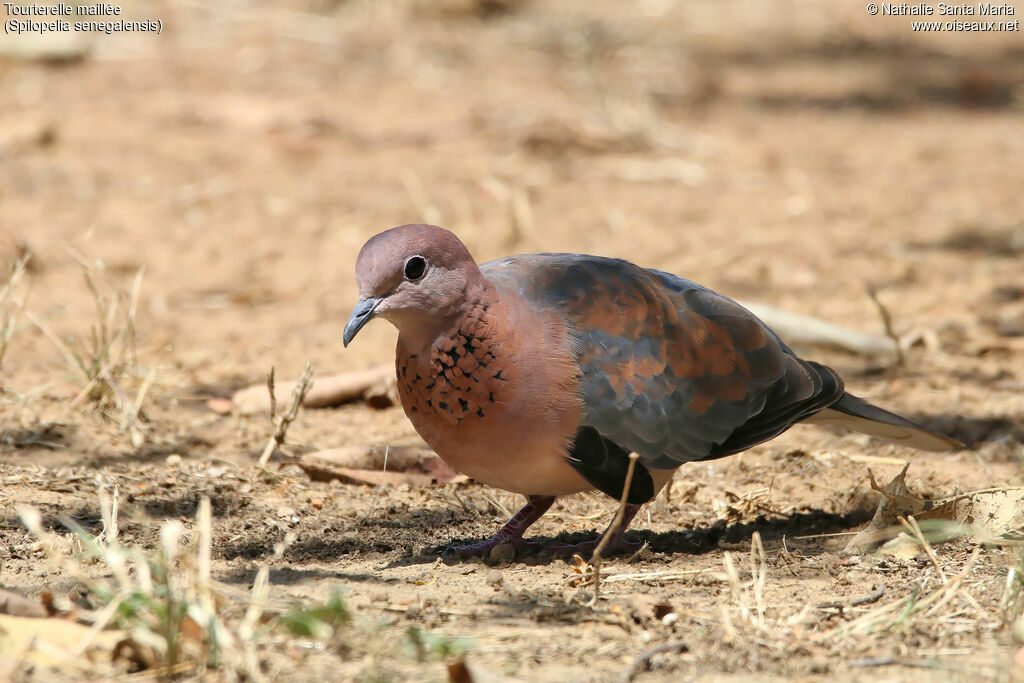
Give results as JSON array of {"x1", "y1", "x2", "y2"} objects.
[{"x1": 483, "y1": 254, "x2": 845, "y2": 470}]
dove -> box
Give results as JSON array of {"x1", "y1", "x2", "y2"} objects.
[{"x1": 343, "y1": 224, "x2": 959, "y2": 558}]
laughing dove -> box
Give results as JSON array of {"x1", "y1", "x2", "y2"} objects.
[{"x1": 343, "y1": 224, "x2": 959, "y2": 558}]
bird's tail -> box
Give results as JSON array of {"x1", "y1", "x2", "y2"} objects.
[{"x1": 805, "y1": 393, "x2": 961, "y2": 452}]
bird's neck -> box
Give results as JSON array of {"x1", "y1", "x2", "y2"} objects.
[{"x1": 396, "y1": 280, "x2": 496, "y2": 354}]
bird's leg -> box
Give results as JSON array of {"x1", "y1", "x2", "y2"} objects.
[
  {"x1": 546, "y1": 503, "x2": 643, "y2": 558},
  {"x1": 445, "y1": 495, "x2": 556, "y2": 559}
]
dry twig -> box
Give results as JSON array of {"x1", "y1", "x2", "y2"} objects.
[
  {"x1": 222, "y1": 366, "x2": 392, "y2": 415},
  {"x1": 816, "y1": 585, "x2": 886, "y2": 610},
  {"x1": 258, "y1": 362, "x2": 314, "y2": 468},
  {"x1": 866, "y1": 284, "x2": 906, "y2": 367},
  {"x1": 588, "y1": 452, "x2": 639, "y2": 606},
  {"x1": 739, "y1": 300, "x2": 897, "y2": 356}
]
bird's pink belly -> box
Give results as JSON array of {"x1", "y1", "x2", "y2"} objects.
[
  {"x1": 411, "y1": 416, "x2": 591, "y2": 496},
  {"x1": 444, "y1": 444, "x2": 592, "y2": 496}
]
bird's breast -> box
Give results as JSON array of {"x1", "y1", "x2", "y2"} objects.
[
  {"x1": 394, "y1": 302, "x2": 589, "y2": 495},
  {"x1": 396, "y1": 321, "x2": 507, "y2": 428}
]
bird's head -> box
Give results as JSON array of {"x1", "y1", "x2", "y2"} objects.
[{"x1": 343, "y1": 224, "x2": 480, "y2": 347}]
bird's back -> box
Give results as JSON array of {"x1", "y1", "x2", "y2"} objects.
[{"x1": 481, "y1": 253, "x2": 844, "y2": 469}]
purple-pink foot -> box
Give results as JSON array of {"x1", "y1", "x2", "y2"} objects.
[
  {"x1": 443, "y1": 534, "x2": 545, "y2": 562},
  {"x1": 442, "y1": 495, "x2": 556, "y2": 562}
]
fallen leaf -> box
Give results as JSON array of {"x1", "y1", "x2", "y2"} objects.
[
  {"x1": 448, "y1": 659, "x2": 475, "y2": 683},
  {"x1": 845, "y1": 465, "x2": 927, "y2": 554},
  {"x1": 205, "y1": 397, "x2": 234, "y2": 415},
  {"x1": 917, "y1": 487, "x2": 1024, "y2": 541},
  {"x1": 846, "y1": 465, "x2": 1024, "y2": 554},
  {"x1": 0, "y1": 613, "x2": 125, "y2": 670},
  {"x1": 876, "y1": 533, "x2": 921, "y2": 560},
  {"x1": 446, "y1": 657, "x2": 522, "y2": 683},
  {"x1": 0, "y1": 589, "x2": 46, "y2": 618}
]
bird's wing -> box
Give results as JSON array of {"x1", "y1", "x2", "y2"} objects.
[{"x1": 482, "y1": 254, "x2": 844, "y2": 470}]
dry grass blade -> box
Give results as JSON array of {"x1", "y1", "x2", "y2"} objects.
[
  {"x1": 0, "y1": 252, "x2": 31, "y2": 305},
  {"x1": 25, "y1": 310, "x2": 81, "y2": 378},
  {"x1": 266, "y1": 367, "x2": 276, "y2": 419},
  {"x1": 26, "y1": 262, "x2": 153, "y2": 444},
  {"x1": 481, "y1": 489, "x2": 512, "y2": 518},
  {"x1": 899, "y1": 514, "x2": 947, "y2": 582},
  {"x1": 716, "y1": 532, "x2": 775, "y2": 638},
  {"x1": 98, "y1": 479, "x2": 119, "y2": 547},
  {"x1": 122, "y1": 366, "x2": 156, "y2": 448},
  {"x1": 722, "y1": 551, "x2": 748, "y2": 624},
  {"x1": 826, "y1": 547, "x2": 983, "y2": 641},
  {"x1": 0, "y1": 252, "x2": 31, "y2": 372},
  {"x1": 602, "y1": 568, "x2": 725, "y2": 584},
  {"x1": 11, "y1": 489, "x2": 332, "y2": 680},
  {"x1": 1001, "y1": 545, "x2": 1024, "y2": 637},
  {"x1": 749, "y1": 531, "x2": 767, "y2": 627}
]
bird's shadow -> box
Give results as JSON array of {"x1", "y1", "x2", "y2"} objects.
[
  {"x1": 385, "y1": 506, "x2": 874, "y2": 569},
  {"x1": 218, "y1": 565, "x2": 398, "y2": 587},
  {"x1": 207, "y1": 505, "x2": 874, "y2": 570}
]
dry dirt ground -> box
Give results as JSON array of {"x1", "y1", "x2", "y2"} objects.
[{"x1": 1, "y1": 0, "x2": 1023, "y2": 680}]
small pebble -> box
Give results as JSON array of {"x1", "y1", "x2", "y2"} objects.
[
  {"x1": 311, "y1": 497, "x2": 324, "y2": 510},
  {"x1": 486, "y1": 569, "x2": 503, "y2": 586},
  {"x1": 165, "y1": 454, "x2": 182, "y2": 467},
  {"x1": 488, "y1": 542, "x2": 516, "y2": 564},
  {"x1": 206, "y1": 397, "x2": 234, "y2": 415}
]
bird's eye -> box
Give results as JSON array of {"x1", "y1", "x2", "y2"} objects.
[{"x1": 404, "y1": 255, "x2": 427, "y2": 280}]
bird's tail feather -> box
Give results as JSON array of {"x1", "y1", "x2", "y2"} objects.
[{"x1": 805, "y1": 393, "x2": 961, "y2": 452}]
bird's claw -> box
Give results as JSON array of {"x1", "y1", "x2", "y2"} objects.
[{"x1": 443, "y1": 536, "x2": 542, "y2": 563}]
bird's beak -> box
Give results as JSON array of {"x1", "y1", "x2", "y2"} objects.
[{"x1": 343, "y1": 296, "x2": 382, "y2": 347}]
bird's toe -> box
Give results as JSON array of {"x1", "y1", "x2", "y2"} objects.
[
  {"x1": 443, "y1": 535, "x2": 537, "y2": 563},
  {"x1": 543, "y1": 536, "x2": 644, "y2": 560}
]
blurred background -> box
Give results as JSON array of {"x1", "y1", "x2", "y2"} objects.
[
  {"x1": 1, "y1": 3, "x2": 1023, "y2": 678},
  {"x1": 1, "y1": 0, "x2": 1022, "y2": 447}
]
